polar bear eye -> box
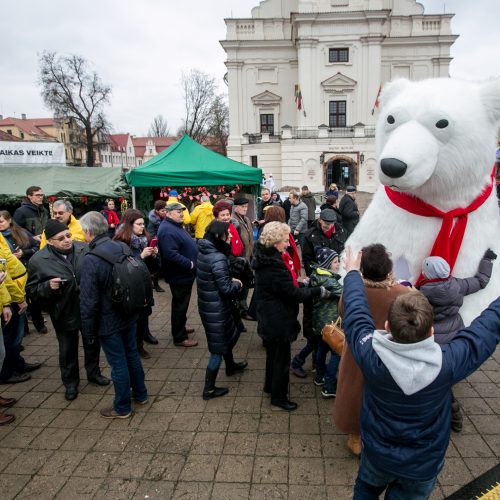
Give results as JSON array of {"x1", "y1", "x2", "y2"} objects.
[
  {"x1": 435, "y1": 119, "x2": 449, "y2": 129},
  {"x1": 387, "y1": 115, "x2": 395, "y2": 124}
]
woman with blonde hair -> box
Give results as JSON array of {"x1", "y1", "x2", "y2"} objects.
[{"x1": 253, "y1": 222, "x2": 328, "y2": 411}]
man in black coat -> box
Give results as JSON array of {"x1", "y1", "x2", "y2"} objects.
[
  {"x1": 13, "y1": 186, "x2": 49, "y2": 240},
  {"x1": 27, "y1": 220, "x2": 109, "y2": 401},
  {"x1": 302, "y1": 209, "x2": 347, "y2": 277},
  {"x1": 339, "y1": 186, "x2": 360, "y2": 238},
  {"x1": 79, "y1": 212, "x2": 148, "y2": 419}
]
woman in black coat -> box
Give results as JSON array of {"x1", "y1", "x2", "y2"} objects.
[
  {"x1": 253, "y1": 221, "x2": 325, "y2": 411},
  {"x1": 197, "y1": 220, "x2": 247, "y2": 400}
]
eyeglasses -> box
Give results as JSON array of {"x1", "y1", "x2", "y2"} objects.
[
  {"x1": 32, "y1": 193, "x2": 44, "y2": 197},
  {"x1": 53, "y1": 211, "x2": 68, "y2": 216},
  {"x1": 134, "y1": 222, "x2": 145, "y2": 226},
  {"x1": 50, "y1": 233, "x2": 72, "y2": 242}
]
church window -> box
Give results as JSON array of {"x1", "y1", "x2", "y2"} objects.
[
  {"x1": 329, "y1": 48, "x2": 349, "y2": 63},
  {"x1": 329, "y1": 101, "x2": 346, "y2": 127}
]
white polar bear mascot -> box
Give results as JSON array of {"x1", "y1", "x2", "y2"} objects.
[{"x1": 347, "y1": 78, "x2": 500, "y2": 326}]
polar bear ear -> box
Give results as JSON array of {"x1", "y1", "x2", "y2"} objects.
[
  {"x1": 480, "y1": 80, "x2": 500, "y2": 124},
  {"x1": 379, "y1": 79, "x2": 411, "y2": 109}
]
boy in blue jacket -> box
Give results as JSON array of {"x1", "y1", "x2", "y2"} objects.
[{"x1": 342, "y1": 247, "x2": 500, "y2": 499}]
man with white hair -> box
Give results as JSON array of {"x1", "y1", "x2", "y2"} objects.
[{"x1": 40, "y1": 199, "x2": 85, "y2": 248}]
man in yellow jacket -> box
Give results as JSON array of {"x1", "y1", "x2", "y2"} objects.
[
  {"x1": 40, "y1": 200, "x2": 85, "y2": 248},
  {"x1": 0, "y1": 233, "x2": 40, "y2": 384},
  {"x1": 167, "y1": 190, "x2": 191, "y2": 225},
  {"x1": 189, "y1": 194, "x2": 214, "y2": 239}
]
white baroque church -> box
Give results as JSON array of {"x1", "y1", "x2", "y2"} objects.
[{"x1": 221, "y1": 0, "x2": 458, "y2": 193}]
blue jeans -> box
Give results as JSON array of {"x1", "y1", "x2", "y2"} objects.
[
  {"x1": 0, "y1": 307, "x2": 27, "y2": 380},
  {"x1": 207, "y1": 353, "x2": 223, "y2": 371},
  {"x1": 354, "y1": 453, "x2": 439, "y2": 500},
  {"x1": 316, "y1": 339, "x2": 340, "y2": 388},
  {"x1": 99, "y1": 323, "x2": 147, "y2": 415}
]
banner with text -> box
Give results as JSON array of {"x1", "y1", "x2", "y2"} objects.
[{"x1": 0, "y1": 141, "x2": 66, "y2": 166}]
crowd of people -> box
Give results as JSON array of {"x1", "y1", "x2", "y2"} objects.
[{"x1": 0, "y1": 182, "x2": 498, "y2": 498}]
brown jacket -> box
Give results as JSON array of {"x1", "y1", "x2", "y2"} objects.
[
  {"x1": 334, "y1": 282, "x2": 411, "y2": 434},
  {"x1": 232, "y1": 212, "x2": 254, "y2": 261}
]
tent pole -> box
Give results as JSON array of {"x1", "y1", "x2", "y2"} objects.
[{"x1": 132, "y1": 186, "x2": 137, "y2": 209}]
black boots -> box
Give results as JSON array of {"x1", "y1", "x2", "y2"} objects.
[
  {"x1": 224, "y1": 352, "x2": 248, "y2": 376},
  {"x1": 202, "y1": 368, "x2": 229, "y2": 400}
]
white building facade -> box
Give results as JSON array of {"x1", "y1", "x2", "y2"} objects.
[{"x1": 221, "y1": 0, "x2": 458, "y2": 192}]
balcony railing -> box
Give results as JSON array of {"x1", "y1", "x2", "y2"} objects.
[{"x1": 242, "y1": 124, "x2": 375, "y2": 144}]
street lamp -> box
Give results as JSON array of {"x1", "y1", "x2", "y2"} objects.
[
  {"x1": 320, "y1": 153, "x2": 325, "y2": 165},
  {"x1": 360, "y1": 152, "x2": 365, "y2": 164}
]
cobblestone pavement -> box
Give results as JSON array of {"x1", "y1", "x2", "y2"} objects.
[{"x1": 0, "y1": 285, "x2": 498, "y2": 500}]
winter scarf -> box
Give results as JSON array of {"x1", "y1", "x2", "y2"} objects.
[
  {"x1": 103, "y1": 209, "x2": 120, "y2": 226},
  {"x1": 281, "y1": 250, "x2": 298, "y2": 287},
  {"x1": 385, "y1": 167, "x2": 495, "y2": 286},
  {"x1": 130, "y1": 234, "x2": 148, "y2": 253}
]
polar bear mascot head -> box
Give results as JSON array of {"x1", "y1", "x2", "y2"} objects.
[{"x1": 347, "y1": 78, "x2": 500, "y2": 325}]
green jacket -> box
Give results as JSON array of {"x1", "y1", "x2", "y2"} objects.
[{"x1": 310, "y1": 266, "x2": 343, "y2": 336}]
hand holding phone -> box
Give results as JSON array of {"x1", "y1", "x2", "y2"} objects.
[{"x1": 150, "y1": 237, "x2": 158, "y2": 248}]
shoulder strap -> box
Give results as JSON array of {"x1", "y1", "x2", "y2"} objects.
[{"x1": 90, "y1": 241, "x2": 130, "y2": 265}]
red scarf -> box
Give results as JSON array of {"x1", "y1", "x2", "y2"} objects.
[
  {"x1": 288, "y1": 233, "x2": 302, "y2": 277},
  {"x1": 229, "y1": 223, "x2": 244, "y2": 257},
  {"x1": 418, "y1": 277, "x2": 449, "y2": 287},
  {"x1": 282, "y1": 250, "x2": 299, "y2": 287},
  {"x1": 324, "y1": 224, "x2": 336, "y2": 239},
  {"x1": 103, "y1": 209, "x2": 119, "y2": 226},
  {"x1": 385, "y1": 167, "x2": 495, "y2": 286}
]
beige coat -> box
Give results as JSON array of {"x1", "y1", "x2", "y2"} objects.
[{"x1": 334, "y1": 282, "x2": 411, "y2": 434}]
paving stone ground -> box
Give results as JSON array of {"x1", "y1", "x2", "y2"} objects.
[{"x1": 0, "y1": 192, "x2": 498, "y2": 499}]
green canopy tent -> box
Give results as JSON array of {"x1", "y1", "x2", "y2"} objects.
[
  {"x1": 125, "y1": 135, "x2": 262, "y2": 209},
  {"x1": 0, "y1": 165, "x2": 128, "y2": 199}
]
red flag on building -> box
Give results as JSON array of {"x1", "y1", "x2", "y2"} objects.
[
  {"x1": 294, "y1": 84, "x2": 303, "y2": 111},
  {"x1": 371, "y1": 85, "x2": 381, "y2": 115}
]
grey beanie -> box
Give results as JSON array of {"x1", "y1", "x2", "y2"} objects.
[{"x1": 422, "y1": 256, "x2": 450, "y2": 279}]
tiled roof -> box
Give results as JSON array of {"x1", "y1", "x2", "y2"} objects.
[
  {"x1": 132, "y1": 136, "x2": 178, "y2": 158},
  {"x1": 0, "y1": 117, "x2": 55, "y2": 139},
  {"x1": 110, "y1": 134, "x2": 130, "y2": 151},
  {"x1": 0, "y1": 130, "x2": 23, "y2": 141}
]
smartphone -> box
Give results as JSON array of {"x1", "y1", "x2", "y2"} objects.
[
  {"x1": 0, "y1": 258, "x2": 6, "y2": 273},
  {"x1": 150, "y1": 237, "x2": 158, "y2": 248},
  {"x1": 59, "y1": 279, "x2": 68, "y2": 285}
]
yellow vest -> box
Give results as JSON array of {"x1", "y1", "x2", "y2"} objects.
[
  {"x1": 189, "y1": 202, "x2": 214, "y2": 238},
  {"x1": 40, "y1": 215, "x2": 86, "y2": 249},
  {"x1": 167, "y1": 197, "x2": 191, "y2": 225},
  {"x1": 0, "y1": 233, "x2": 26, "y2": 302}
]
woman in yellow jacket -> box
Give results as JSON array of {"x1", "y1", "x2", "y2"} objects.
[
  {"x1": 0, "y1": 233, "x2": 40, "y2": 384},
  {"x1": 0, "y1": 271, "x2": 17, "y2": 424}
]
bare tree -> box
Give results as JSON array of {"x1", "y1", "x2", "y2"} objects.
[
  {"x1": 38, "y1": 51, "x2": 111, "y2": 167},
  {"x1": 179, "y1": 69, "x2": 216, "y2": 144},
  {"x1": 208, "y1": 94, "x2": 229, "y2": 155},
  {"x1": 148, "y1": 114, "x2": 170, "y2": 137}
]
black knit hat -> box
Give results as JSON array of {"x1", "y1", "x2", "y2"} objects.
[{"x1": 45, "y1": 219, "x2": 69, "y2": 240}]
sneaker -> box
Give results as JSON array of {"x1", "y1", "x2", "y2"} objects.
[
  {"x1": 37, "y1": 325, "x2": 48, "y2": 334},
  {"x1": 134, "y1": 398, "x2": 148, "y2": 405},
  {"x1": 291, "y1": 365, "x2": 307, "y2": 378},
  {"x1": 321, "y1": 387, "x2": 336, "y2": 398},
  {"x1": 100, "y1": 407, "x2": 132, "y2": 419},
  {"x1": 313, "y1": 376, "x2": 325, "y2": 386}
]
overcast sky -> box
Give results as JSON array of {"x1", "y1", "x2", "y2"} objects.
[{"x1": 1, "y1": 0, "x2": 498, "y2": 136}]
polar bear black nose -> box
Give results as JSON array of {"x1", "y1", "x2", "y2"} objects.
[{"x1": 381, "y1": 158, "x2": 407, "y2": 178}]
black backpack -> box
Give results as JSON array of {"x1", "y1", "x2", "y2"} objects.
[{"x1": 90, "y1": 243, "x2": 153, "y2": 316}]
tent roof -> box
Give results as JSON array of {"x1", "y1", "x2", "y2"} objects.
[
  {"x1": 126, "y1": 135, "x2": 262, "y2": 187},
  {"x1": 0, "y1": 165, "x2": 127, "y2": 198}
]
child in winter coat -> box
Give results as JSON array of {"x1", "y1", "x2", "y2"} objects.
[
  {"x1": 419, "y1": 250, "x2": 496, "y2": 344},
  {"x1": 310, "y1": 247, "x2": 343, "y2": 397},
  {"x1": 419, "y1": 249, "x2": 496, "y2": 431}
]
